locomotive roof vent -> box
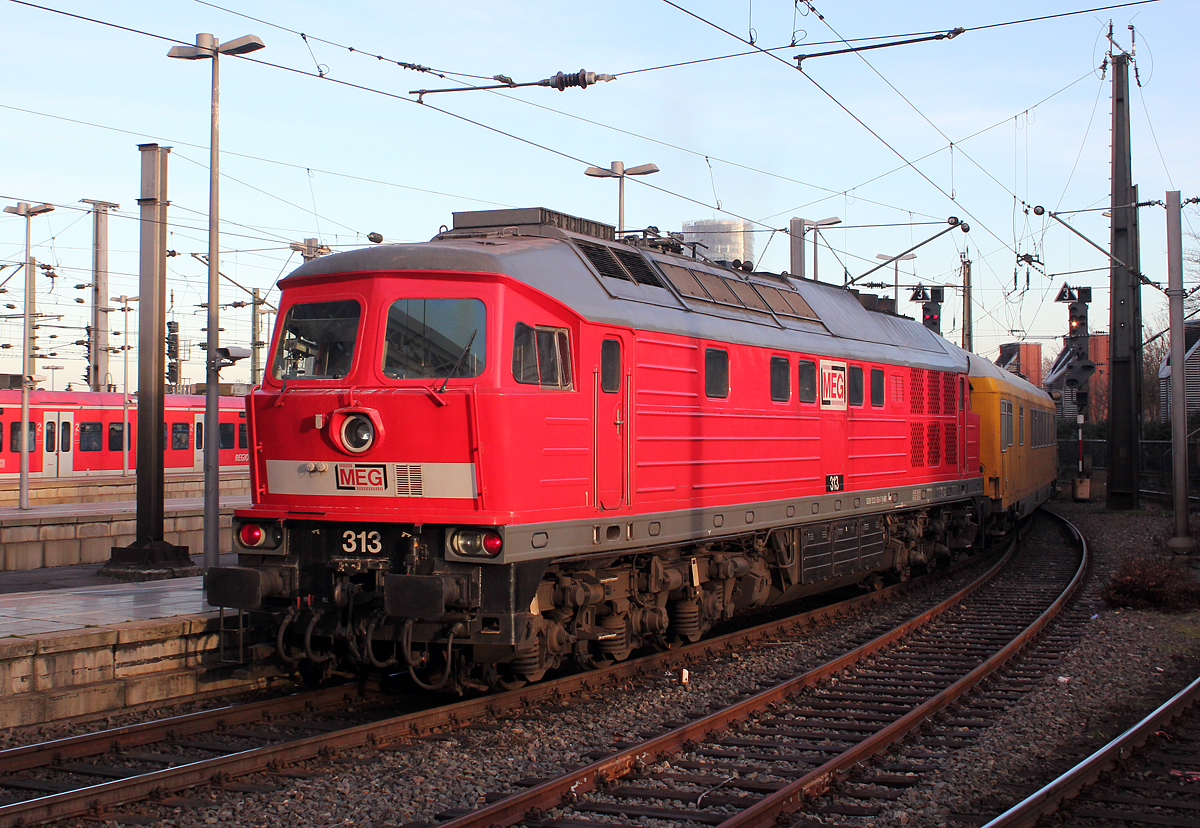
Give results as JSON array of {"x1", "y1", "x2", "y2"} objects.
[{"x1": 450, "y1": 207, "x2": 616, "y2": 242}]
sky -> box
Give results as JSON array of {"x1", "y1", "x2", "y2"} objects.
[{"x1": 1, "y1": 0, "x2": 1197, "y2": 390}]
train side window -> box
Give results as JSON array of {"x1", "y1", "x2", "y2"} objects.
[
  {"x1": 512, "y1": 322, "x2": 574, "y2": 390},
  {"x1": 600, "y1": 339, "x2": 621, "y2": 393},
  {"x1": 770, "y1": 356, "x2": 789, "y2": 402},
  {"x1": 1000, "y1": 400, "x2": 1011, "y2": 452},
  {"x1": 61, "y1": 422, "x2": 71, "y2": 453},
  {"x1": 109, "y1": 423, "x2": 126, "y2": 452},
  {"x1": 238, "y1": 423, "x2": 247, "y2": 449},
  {"x1": 870, "y1": 369, "x2": 885, "y2": 407},
  {"x1": 45, "y1": 421, "x2": 55, "y2": 453},
  {"x1": 959, "y1": 378, "x2": 964, "y2": 410},
  {"x1": 79, "y1": 422, "x2": 103, "y2": 451},
  {"x1": 848, "y1": 366, "x2": 864, "y2": 406},
  {"x1": 196, "y1": 425, "x2": 202, "y2": 451},
  {"x1": 9, "y1": 421, "x2": 35, "y2": 452},
  {"x1": 705, "y1": 348, "x2": 729, "y2": 399},
  {"x1": 797, "y1": 360, "x2": 817, "y2": 403},
  {"x1": 171, "y1": 422, "x2": 190, "y2": 450},
  {"x1": 1019, "y1": 405, "x2": 1024, "y2": 446},
  {"x1": 218, "y1": 422, "x2": 235, "y2": 449}
]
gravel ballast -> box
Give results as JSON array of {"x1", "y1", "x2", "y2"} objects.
[{"x1": 52, "y1": 499, "x2": 1200, "y2": 828}]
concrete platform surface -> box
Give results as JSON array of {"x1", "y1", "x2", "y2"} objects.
[
  {"x1": 0, "y1": 493, "x2": 250, "y2": 522},
  {"x1": 0, "y1": 563, "x2": 231, "y2": 636}
]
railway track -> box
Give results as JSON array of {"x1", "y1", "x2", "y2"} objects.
[
  {"x1": 0, "y1": 546, "x2": 994, "y2": 827},
  {"x1": 980, "y1": 672, "x2": 1200, "y2": 828},
  {"x1": 427, "y1": 511, "x2": 1085, "y2": 828}
]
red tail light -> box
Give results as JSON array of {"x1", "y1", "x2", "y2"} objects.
[
  {"x1": 451, "y1": 529, "x2": 503, "y2": 558},
  {"x1": 239, "y1": 523, "x2": 265, "y2": 547}
]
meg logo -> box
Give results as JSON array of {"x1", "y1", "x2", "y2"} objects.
[
  {"x1": 820, "y1": 361, "x2": 847, "y2": 410},
  {"x1": 336, "y1": 463, "x2": 388, "y2": 492}
]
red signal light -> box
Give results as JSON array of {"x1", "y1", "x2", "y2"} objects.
[
  {"x1": 482, "y1": 531, "x2": 503, "y2": 555},
  {"x1": 238, "y1": 523, "x2": 264, "y2": 547}
]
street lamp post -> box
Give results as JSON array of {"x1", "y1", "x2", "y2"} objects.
[
  {"x1": 169, "y1": 32, "x2": 265, "y2": 572},
  {"x1": 112, "y1": 294, "x2": 138, "y2": 476},
  {"x1": 4, "y1": 200, "x2": 55, "y2": 510},
  {"x1": 877, "y1": 252, "x2": 917, "y2": 305},
  {"x1": 584, "y1": 161, "x2": 659, "y2": 235},
  {"x1": 788, "y1": 217, "x2": 840, "y2": 281}
]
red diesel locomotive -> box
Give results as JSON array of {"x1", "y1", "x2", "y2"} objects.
[{"x1": 209, "y1": 208, "x2": 1055, "y2": 691}]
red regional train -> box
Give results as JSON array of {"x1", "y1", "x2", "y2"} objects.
[
  {"x1": 0, "y1": 390, "x2": 248, "y2": 480},
  {"x1": 208, "y1": 207, "x2": 1056, "y2": 691}
]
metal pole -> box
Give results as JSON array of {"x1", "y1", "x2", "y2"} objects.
[
  {"x1": 1106, "y1": 53, "x2": 1142, "y2": 510},
  {"x1": 812, "y1": 228, "x2": 820, "y2": 283},
  {"x1": 1165, "y1": 191, "x2": 1196, "y2": 554},
  {"x1": 19, "y1": 225, "x2": 33, "y2": 511},
  {"x1": 123, "y1": 301, "x2": 130, "y2": 476},
  {"x1": 893, "y1": 260, "x2": 899, "y2": 306},
  {"x1": 135, "y1": 144, "x2": 170, "y2": 546},
  {"x1": 83, "y1": 200, "x2": 118, "y2": 391},
  {"x1": 251, "y1": 287, "x2": 262, "y2": 385},
  {"x1": 615, "y1": 161, "x2": 626, "y2": 236},
  {"x1": 204, "y1": 44, "x2": 222, "y2": 572},
  {"x1": 961, "y1": 253, "x2": 972, "y2": 352},
  {"x1": 113, "y1": 295, "x2": 137, "y2": 477},
  {"x1": 788, "y1": 218, "x2": 806, "y2": 280}
]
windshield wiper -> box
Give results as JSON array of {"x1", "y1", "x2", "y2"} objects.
[{"x1": 436, "y1": 328, "x2": 479, "y2": 394}]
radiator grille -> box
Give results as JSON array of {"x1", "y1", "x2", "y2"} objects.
[
  {"x1": 910, "y1": 421, "x2": 925, "y2": 467},
  {"x1": 395, "y1": 464, "x2": 424, "y2": 497},
  {"x1": 945, "y1": 422, "x2": 958, "y2": 466},
  {"x1": 575, "y1": 239, "x2": 631, "y2": 282},
  {"x1": 944, "y1": 372, "x2": 957, "y2": 413},
  {"x1": 910, "y1": 369, "x2": 924, "y2": 415},
  {"x1": 927, "y1": 371, "x2": 942, "y2": 416},
  {"x1": 927, "y1": 422, "x2": 941, "y2": 467}
]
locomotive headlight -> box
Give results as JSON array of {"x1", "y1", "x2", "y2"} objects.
[
  {"x1": 451, "y1": 529, "x2": 503, "y2": 558},
  {"x1": 341, "y1": 414, "x2": 376, "y2": 453}
]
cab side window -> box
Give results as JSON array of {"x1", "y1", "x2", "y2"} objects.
[
  {"x1": 601, "y1": 339, "x2": 621, "y2": 393},
  {"x1": 513, "y1": 322, "x2": 573, "y2": 389}
]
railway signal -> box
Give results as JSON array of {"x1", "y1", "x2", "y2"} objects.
[
  {"x1": 1068, "y1": 302, "x2": 1088, "y2": 338},
  {"x1": 922, "y1": 301, "x2": 941, "y2": 333},
  {"x1": 920, "y1": 286, "x2": 944, "y2": 334}
]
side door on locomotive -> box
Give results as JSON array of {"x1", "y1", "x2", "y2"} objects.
[{"x1": 593, "y1": 330, "x2": 632, "y2": 512}]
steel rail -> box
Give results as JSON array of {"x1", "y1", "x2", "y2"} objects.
[
  {"x1": 432, "y1": 541, "x2": 1019, "y2": 828},
  {"x1": 715, "y1": 511, "x2": 1088, "y2": 828},
  {"x1": 0, "y1": 550, "x2": 989, "y2": 827},
  {"x1": 0, "y1": 683, "x2": 363, "y2": 775},
  {"x1": 979, "y1": 672, "x2": 1200, "y2": 828}
]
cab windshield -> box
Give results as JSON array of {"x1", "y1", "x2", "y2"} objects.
[
  {"x1": 271, "y1": 299, "x2": 361, "y2": 380},
  {"x1": 382, "y1": 298, "x2": 486, "y2": 379}
]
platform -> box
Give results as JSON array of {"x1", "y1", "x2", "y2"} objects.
[
  {"x1": 0, "y1": 493, "x2": 251, "y2": 571},
  {"x1": 0, "y1": 556, "x2": 288, "y2": 727},
  {"x1": 0, "y1": 470, "x2": 250, "y2": 508}
]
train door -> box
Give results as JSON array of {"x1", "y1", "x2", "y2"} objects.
[
  {"x1": 193, "y1": 412, "x2": 205, "y2": 472},
  {"x1": 594, "y1": 334, "x2": 630, "y2": 510},
  {"x1": 41, "y1": 410, "x2": 74, "y2": 477}
]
